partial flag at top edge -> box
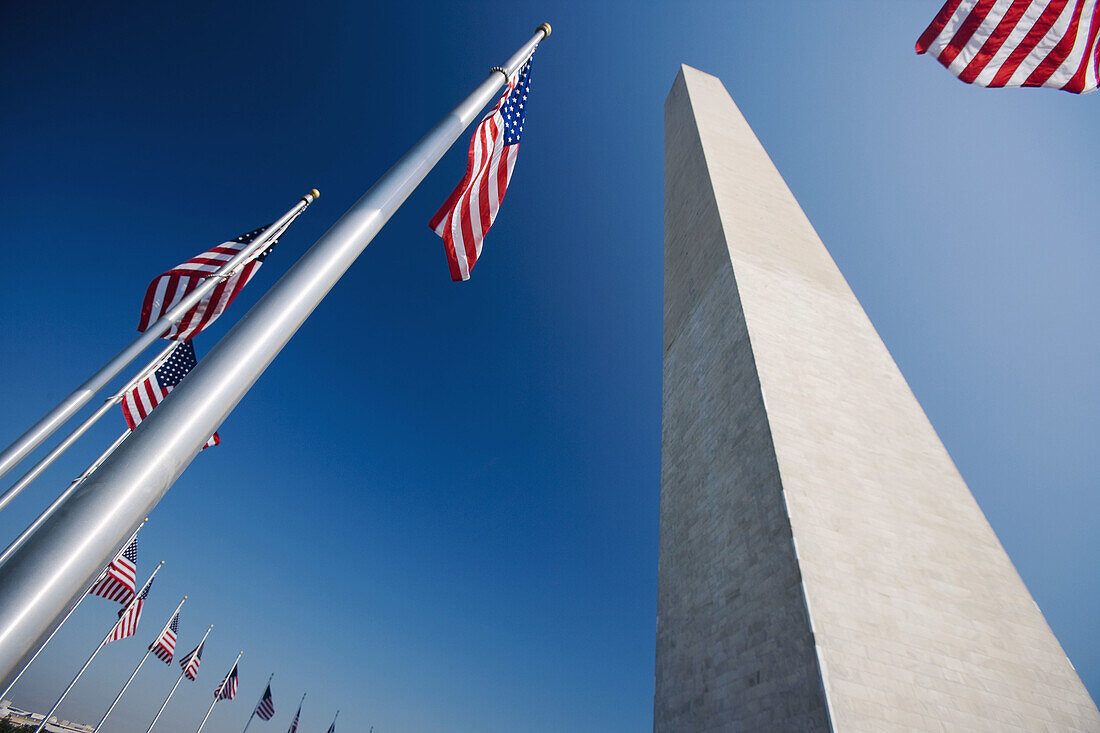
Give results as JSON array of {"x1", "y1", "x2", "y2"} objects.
[
  {"x1": 916, "y1": 0, "x2": 1100, "y2": 93},
  {"x1": 137, "y1": 224, "x2": 279, "y2": 341},
  {"x1": 429, "y1": 55, "x2": 535, "y2": 281}
]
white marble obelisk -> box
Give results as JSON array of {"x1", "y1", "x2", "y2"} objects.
[{"x1": 656, "y1": 64, "x2": 1099, "y2": 732}]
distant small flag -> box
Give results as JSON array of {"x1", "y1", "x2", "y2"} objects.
[
  {"x1": 120, "y1": 340, "x2": 219, "y2": 448},
  {"x1": 105, "y1": 572, "x2": 155, "y2": 644},
  {"x1": 181, "y1": 640, "x2": 206, "y2": 680},
  {"x1": 150, "y1": 609, "x2": 181, "y2": 663},
  {"x1": 255, "y1": 684, "x2": 275, "y2": 720},
  {"x1": 214, "y1": 661, "x2": 239, "y2": 701},
  {"x1": 138, "y1": 225, "x2": 278, "y2": 341},
  {"x1": 917, "y1": 0, "x2": 1100, "y2": 93},
  {"x1": 429, "y1": 58, "x2": 534, "y2": 281},
  {"x1": 287, "y1": 700, "x2": 302, "y2": 733},
  {"x1": 88, "y1": 535, "x2": 138, "y2": 605}
]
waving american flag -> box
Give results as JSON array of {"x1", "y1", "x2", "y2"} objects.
[
  {"x1": 430, "y1": 57, "x2": 534, "y2": 280},
  {"x1": 150, "y1": 608, "x2": 181, "y2": 663},
  {"x1": 255, "y1": 683, "x2": 275, "y2": 720},
  {"x1": 214, "y1": 661, "x2": 239, "y2": 700},
  {"x1": 138, "y1": 226, "x2": 277, "y2": 341},
  {"x1": 181, "y1": 640, "x2": 206, "y2": 680}
]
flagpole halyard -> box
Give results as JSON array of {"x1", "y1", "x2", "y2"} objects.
[
  {"x1": 0, "y1": 191, "x2": 318, "y2": 486},
  {"x1": 0, "y1": 25, "x2": 550, "y2": 687}
]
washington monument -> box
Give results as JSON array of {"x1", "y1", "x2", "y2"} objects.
[{"x1": 656, "y1": 65, "x2": 1100, "y2": 732}]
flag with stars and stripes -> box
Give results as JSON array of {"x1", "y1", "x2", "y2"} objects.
[
  {"x1": 181, "y1": 640, "x2": 206, "y2": 680},
  {"x1": 104, "y1": 571, "x2": 155, "y2": 644},
  {"x1": 255, "y1": 684, "x2": 275, "y2": 720},
  {"x1": 150, "y1": 608, "x2": 181, "y2": 663},
  {"x1": 287, "y1": 700, "x2": 302, "y2": 733},
  {"x1": 120, "y1": 340, "x2": 219, "y2": 448},
  {"x1": 429, "y1": 57, "x2": 534, "y2": 281},
  {"x1": 917, "y1": 0, "x2": 1100, "y2": 93},
  {"x1": 214, "y1": 661, "x2": 239, "y2": 700},
  {"x1": 137, "y1": 225, "x2": 278, "y2": 341},
  {"x1": 87, "y1": 534, "x2": 138, "y2": 605}
]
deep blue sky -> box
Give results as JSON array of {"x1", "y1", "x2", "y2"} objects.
[{"x1": 0, "y1": 2, "x2": 1096, "y2": 731}]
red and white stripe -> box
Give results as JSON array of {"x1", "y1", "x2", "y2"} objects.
[
  {"x1": 917, "y1": 0, "x2": 1100, "y2": 93},
  {"x1": 106, "y1": 598, "x2": 146, "y2": 643},
  {"x1": 429, "y1": 73, "x2": 522, "y2": 281},
  {"x1": 138, "y1": 241, "x2": 266, "y2": 341}
]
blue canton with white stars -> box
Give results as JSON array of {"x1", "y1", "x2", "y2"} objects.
[
  {"x1": 501, "y1": 60, "x2": 532, "y2": 146},
  {"x1": 155, "y1": 341, "x2": 198, "y2": 389},
  {"x1": 234, "y1": 223, "x2": 277, "y2": 262}
]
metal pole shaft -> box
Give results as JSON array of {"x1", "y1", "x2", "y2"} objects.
[
  {"x1": 0, "y1": 519, "x2": 144, "y2": 700},
  {"x1": 147, "y1": 672, "x2": 186, "y2": 733},
  {"x1": 33, "y1": 563, "x2": 162, "y2": 733},
  {"x1": 0, "y1": 193, "x2": 316, "y2": 484},
  {"x1": 196, "y1": 698, "x2": 219, "y2": 733},
  {"x1": 0, "y1": 25, "x2": 548, "y2": 686},
  {"x1": 0, "y1": 341, "x2": 177, "y2": 514},
  {"x1": 147, "y1": 623, "x2": 212, "y2": 733},
  {"x1": 94, "y1": 649, "x2": 151, "y2": 731},
  {"x1": 95, "y1": 596, "x2": 186, "y2": 732}
]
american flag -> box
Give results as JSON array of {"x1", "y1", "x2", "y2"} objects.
[
  {"x1": 430, "y1": 58, "x2": 534, "y2": 281},
  {"x1": 917, "y1": 0, "x2": 1100, "y2": 93},
  {"x1": 138, "y1": 225, "x2": 277, "y2": 341},
  {"x1": 104, "y1": 571, "x2": 155, "y2": 644},
  {"x1": 120, "y1": 341, "x2": 220, "y2": 449},
  {"x1": 181, "y1": 640, "x2": 206, "y2": 680},
  {"x1": 88, "y1": 534, "x2": 138, "y2": 605},
  {"x1": 150, "y1": 609, "x2": 181, "y2": 663},
  {"x1": 255, "y1": 684, "x2": 275, "y2": 720},
  {"x1": 287, "y1": 700, "x2": 302, "y2": 733},
  {"x1": 214, "y1": 661, "x2": 239, "y2": 701}
]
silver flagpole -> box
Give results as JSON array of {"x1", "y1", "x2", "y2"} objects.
[
  {"x1": 0, "y1": 191, "x2": 318, "y2": 485},
  {"x1": 94, "y1": 595, "x2": 187, "y2": 732},
  {"x1": 0, "y1": 518, "x2": 146, "y2": 701},
  {"x1": 196, "y1": 650, "x2": 243, "y2": 733},
  {"x1": 0, "y1": 429, "x2": 131, "y2": 566},
  {"x1": 242, "y1": 672, "x2": 273, "y2": 733},
  {"x1": 0, "y1": 340, "x2": 178, "y2": 514},
  {"x1": 0, "y1": 23, "x2": 550, "y2": 686},
  {"x1": 146, "y1": 624, "x2": 213, "y2": 733},
  {"x1": 32, "y1": 562, "x2": 164, "y2": 733}
]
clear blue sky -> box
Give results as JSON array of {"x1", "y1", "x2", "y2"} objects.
[{"x1": 0, "y1": 2, "x2": 1096, "y2": 731}]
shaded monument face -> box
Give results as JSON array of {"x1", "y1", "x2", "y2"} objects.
[{"x1": 656, "y1": 64, "x2": 1099, "y2": 732}]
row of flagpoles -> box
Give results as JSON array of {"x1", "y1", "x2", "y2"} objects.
[
  {"x1": 2, "y1": 520, "x2": 340, "y2": 732},
  {"x1": 0, "y1": 22, "x2": 552, "y2": 727}
]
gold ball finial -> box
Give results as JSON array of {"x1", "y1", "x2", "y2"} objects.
[
  {"x1": 537, "y1": 22, "x2": 551, "y2": 38},
  {"x1": 159, "y1": 560, "x2": 165, "y2": 565},
  {"x1": 184, "y1": 595, "x2": 189, "y2": 599},
  {"x1": 310, "y1": 188, "x2": 320, "y2": 199}
]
